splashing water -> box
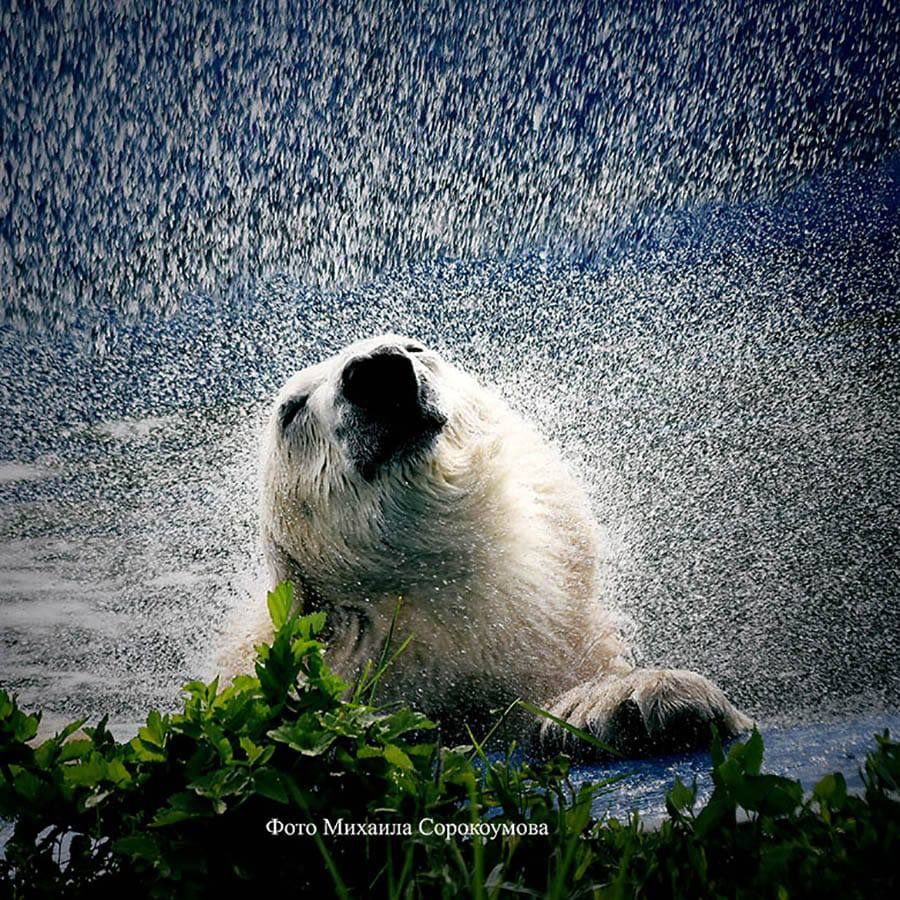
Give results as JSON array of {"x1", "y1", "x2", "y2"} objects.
[{"x1": 0, "y1": 2, "x2": 898, "y2": 739}]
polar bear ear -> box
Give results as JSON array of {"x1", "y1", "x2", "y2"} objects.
[{"x1": 278, "y1": 394, "x2": 308, "y2": 431}]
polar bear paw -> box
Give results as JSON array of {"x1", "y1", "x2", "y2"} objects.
[{"x1": 539, "y1": 667, "x2": 753, "y2": 760}]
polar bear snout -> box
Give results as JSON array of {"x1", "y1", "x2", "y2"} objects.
[
  {"x1": 341, "y1": 347, "x2": 420, "y2": 420},
  {"x1": 336, "y1": 344, "x2": 447, "y2": 479}
]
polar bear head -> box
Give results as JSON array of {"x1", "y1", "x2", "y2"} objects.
[
  {"x1": 263, "y1": 333, "x2": 491, "y2": 483},
  {"x1": 259, "y1": 334, "x2": 521, "y2": 601},
  {"x1": 283, "y1": 334, "x2": 450, "y2": 481}
]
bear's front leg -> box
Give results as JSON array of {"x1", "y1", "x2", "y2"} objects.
[{"x1": 539, "y1": 668, "x2": 753, "y2": 760}]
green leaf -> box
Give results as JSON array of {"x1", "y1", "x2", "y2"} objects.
[
  {"x1": 137, "y1": 709, "x2": 167, "y2": 753},
  {"x1": 666, "y1": 775, "x2": 697, "y2": 814},
  {"x1": 13, "y1": 769, "x2": 43, "y2": 802},
  {"x1": 114, "y1": 834, "x2": 162, "y2": 861},
  {"x1": 813, "y1": 772, "x2": 847, "y2": 810},
  {"x1": 296, "y1": 610, "x2": 327, "y2": 639},
  {"x1": 230, "y1": 674, "x2": 261, "y2": 693},
  {"x1": 5, "y1": 706, "x2": 40, "y2": 743},
  {"x1": 239, "y1": 735, "x2": 264, "y2": 765},
  {"x1": 406, "y1": 743, "x2": 436, "y2": 757},
  {"x1": 182, "y1": 679, "x2": 209, "y2": 700},
  {"x1": 741, "y1": 727, "x2": 765, "y2": 775},
  {"x1": 151, "y1": 791, "x2": 218, "y2": 827},
  {"x1": 64, "y1": 754, "x2": 108, "y2": 787},
  {"x1": 267, "y1": 581, "x2": 294, "y2": 628},
  {"x1": 57, "y1": 739, "x2": 94, "y2": 763},
  {"x1": 357, "y1": 745, "x2": 384, "y2": 760},
  {"x1": 382, "y1": 743, "x2": 414, "y2": 771},
  {"x1": 380, "y1": 708, "x2": 436, "y2": 742},
  {"x1": 129, "y1": 735, "x2": 167, "y2": 762},
  {"x1": 311, "y1": 671, "x2": 350, "y2": 700},
  {"x1": 268, "y1": 721, "x2": 337, "y2": 756},
  {"x1": 105, "y1": 758, "x2": 132, "y2": 785},
  {"x1": 565, "y1": 783, "x2": 595, "y2": 832},
  {"x1": 693, "y1": 788, "x2": 734, "y2": 837},
  {"x1": 734, "y1": 774, "x2": 804, "y2": 816},
  {"x1": 83, "y1": 789, "x2": 112, "y2": 809},
  {"x1": 318, "y1": 706, "x2": 383, "y2": 738},
  {"x1": 188, "y1": 767, "x2": 248, "y2": 798},
  {"x1": 254, "y1": 768, "x2": 288, "y2": 804}
]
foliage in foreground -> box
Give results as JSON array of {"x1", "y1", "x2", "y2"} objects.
[{"x1": 1, "y1": 583, "x2": 899, "y2": 898}]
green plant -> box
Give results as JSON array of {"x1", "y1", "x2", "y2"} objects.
[{"x1": 1, "y1": 582, "x2": 898, "y2": 898}]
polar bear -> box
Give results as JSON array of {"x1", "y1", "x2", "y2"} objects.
[{"x1": 220, "y1": 334, "x2": 751, "y2": 758}]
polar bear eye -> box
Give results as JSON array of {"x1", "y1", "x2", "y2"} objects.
[
  {"x1": 279, "y1": 395, "x2": 308, "y2": 431},
  {"x1": 405, "y1": 344, "x2": 424, "y2": 353}
]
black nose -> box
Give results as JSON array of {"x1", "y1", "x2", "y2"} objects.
[{"x1": 341, "y1": 349, "x2": 419, "y2": 417}]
